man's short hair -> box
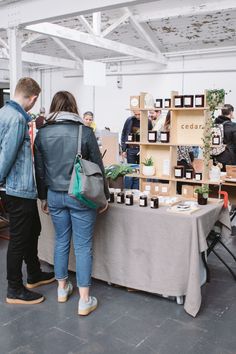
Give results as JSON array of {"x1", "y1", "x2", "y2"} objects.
[
  {"x1": 83, "y1": 111, "x2": 93, "y2": 118},
  {"x1": 222, "y1": 104, "x2": 234, "y2": 116},
  {"x1": 15, "y1": 77, "x2": 41, "y2": 98}
]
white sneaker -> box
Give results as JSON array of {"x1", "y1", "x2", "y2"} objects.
[
  {"x1": 57, "y1": 281, "x2": 73, "y2": 303},
  {"x1": 78, "y1": 296, "x2": 98, "y2": 316}
]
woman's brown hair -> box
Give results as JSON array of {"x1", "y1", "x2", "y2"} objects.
[{"x1": 48, "y1": 91, "x2": 79, "y2": 120}]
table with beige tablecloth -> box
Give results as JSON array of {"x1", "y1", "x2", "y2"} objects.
[{"x1": 38, "y1": 200, "x2": 231, "y2": 317}]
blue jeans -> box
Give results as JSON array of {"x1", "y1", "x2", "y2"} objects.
[{"x1": 47, "y1": 190, "x2": 97, "y2": 287}]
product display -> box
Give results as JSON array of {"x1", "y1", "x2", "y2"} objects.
[
  {"x1": 127, "y1": 133, "x2": 134, "y2": 142},
  {"x1": 155, "y1": 99, "x2": 163, "y2": 108},
  {"x1": 160, "y1": 131, "x2": 170, "y2": 143},
  {"x1": 183, "y1": 95, "x2": 194, "y2": 108},
  {"x1": 148, "y1": 130, "x2": 157, "y2": 142},
  {"x1": 109, "y1": 192, "x2": 115, "y2": 203},
  {"x1": 150, "y1": 197, "x2": 159, "y2": 209},
  {"x1": 125, "y1": 194, "x2": 133, "y2": 205},
  {"x1": 174, "y1": 166, "x2": 184, "y2": 178},
  {"x1": 185, "y1": 168, "x2": 194, "y2": 179},
  {"x1": 174, "y1": 95, "x2": 183, "y2": 108},
  {"x1": 195, "y1": 172, "x2": 202, "y2": 181},
  {"x1": 181, "y1": 185, "x2": 195, "y2": 198},
  {"x1": 130, "y1": 96, "x2": 140, "y2": 109},
  {"x1": 195, "y1": 94, "x2": 205, "y2": 107},
  {"x1": 117, "y1": 192, "x2": 125, "y2": 204},
  {"x1": 164, "y1": 98, "x2": 171, "y2": 108},
  {"x1": 139, "y1": 195, "x2": 147, "y2": 207}
]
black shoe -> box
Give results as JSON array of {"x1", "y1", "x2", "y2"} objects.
[
  {"x1": 6, "y1": 286, "x2": 44, "y2": 305},
  {"x1": 26, "y1": 271, "x2": 55, "y2": 289}
]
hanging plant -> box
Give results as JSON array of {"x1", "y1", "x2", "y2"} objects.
[{"x1": 202, "y1": 89, "x2": 227, "y2": 168}]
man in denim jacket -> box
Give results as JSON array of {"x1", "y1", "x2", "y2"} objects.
[{"x1": 0, "y1": 78, "x2": 54, "y2": 304}]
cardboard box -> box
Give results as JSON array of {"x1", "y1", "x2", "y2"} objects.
[
  {"x1": 181, "y1": 185, "x2": 195, "y2": 199},
  {"x1": 226, "y1": 165, "x2": 236, "y2": 178},
  {"x1": 141, "y1": 182, "x2": 152, "y2": 193}
]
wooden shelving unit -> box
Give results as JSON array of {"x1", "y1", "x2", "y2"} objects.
[{"x1": 127, "y1": 91, "x2": 211, "y2": 196}]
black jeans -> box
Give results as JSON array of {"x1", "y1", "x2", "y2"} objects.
[
  {"x1": 0, "y1": 192, "x2": 41, "y2": 289},
  {"x1": 126, "y1": 147, "x2": 139, "y2": 189}
]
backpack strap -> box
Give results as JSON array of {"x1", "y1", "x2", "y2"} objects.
[{"x1": 77, "y1": 125, "x2": 83, "y2": 156}]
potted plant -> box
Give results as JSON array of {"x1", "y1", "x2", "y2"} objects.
[
  {"x1": 195, "y1": 185, "x2": 210, "y2": 205},
  {"x1": 142, "y1": 157, "x2": 155, "y2": 176},
  {"x1": 105, "y1": 164, "x2": 133, "y2": 189}
]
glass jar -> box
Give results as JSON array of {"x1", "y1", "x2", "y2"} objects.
[
  {"x1": 174, "y1": 166, "x2": 184, "y2": 178},
  {"x1": 117, "y1": 192, "x2": 125, "y2": 204},
  {"x1": 125, "y1": 194, "x2": 133, "y2": 206},
  {"x1": 148, "y1": 130, "x2": 157, "y2": 142},
  {"x1": 160, "y1": 131, "x2": 170, "y2": 143},
  {"x1": 139, "y1": 195, "x2": 147, "y2": 207},
  {"x1": 185, "y1": 169, "x2": 194, "y2": 179},
  {"x1": 150, "y1": 197, "x2": 159, "y2": 209}
]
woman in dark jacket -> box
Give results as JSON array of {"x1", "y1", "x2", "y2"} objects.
[{"x1": 34, "y1": 91, "x2": 109, "y2": 316}]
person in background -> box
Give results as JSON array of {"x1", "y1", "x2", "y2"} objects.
[
  {"x1": 121, "y1": 111, "x2": 152, "y2": 189},
  {"x1": 34, "y1": 91, "x2": 109, "y2": 316},
  {"x1": 149, "y1": 109, "x2": 165, "y2": 132},
  {"x1": 214, "y1": 104, "x2": 236, "y2": 170},
  {"x1": 83, "y1": 111, "x2": 96, "y2": 132},
  {"x1": 0, "y1": 77, "x2": 55, "y2": 305},
  {"x1": 35, "y1": 107, "x2": 46, "y2": 129}
]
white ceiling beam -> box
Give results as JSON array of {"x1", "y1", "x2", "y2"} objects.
[
  {"x1": 26, "y1": 22, "x2": 166, "y2": 64},
  {"x1": 136, "y1": 0, "x2": 236, "y2": 22},
  {"x1": 51, "y1": 37, "x2": 83, "y2": 67},
  {"x1": 22, "y1": 52, "x2": 81, "y2": 69},
  {"x1": 124, "y1": 7, "x2": 165, "y2": 61},
  {"x1": 165, "y1": 46, "x2": 236, "y2": 58},
  {"x1": 101, "y1": 12, "x2": 130, "y2": 37},
  {"x1": 78, "y1": 16, "x2": 95, "y2": 35},
  {"x1": 93, "y1": 12, "x2": 101, "y2": 36},
  {"x1": 0, "y1": 37, "x2": 9, "y2": 51},
  {"x1": 22, "y1": 33, "x2": 42, "y2": 48},
  {"x1": 0, "y1": 0, "x2": 153, "y2": 29}
]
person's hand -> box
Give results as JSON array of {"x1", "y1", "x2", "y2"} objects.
[
  {"x1": 41, "y1": 200, "x2": 49, "y2": 214},
  {"x1": 122, "y1": 151, "x2": 127, "y2": 159},
  {"x1": 98, "y1": 202, "x2": 109, "y2": 214}
]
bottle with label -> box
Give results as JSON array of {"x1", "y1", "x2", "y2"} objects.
[
  {"x1": 185, "y1": 169, "x2": 194, "y2": 179},
  {"x1": 160, "y1": 131, "x2": 170, "y2": 143},
  {"x1": 117, "y1": 192, "x2": 125, "y2": 204},
  {"x1": 128, "y1": 133, "x2": 134, "y2": 142},
  {"x1": 139, "y1": 195, "x2": 147, "y2": 207},
  {"x1": 125, "y1": 194, "x2": 134, "y2": 206},
  {"x1": 150, "y1": 197, "x2": 159, "y2": 209},
  {"x1": 174, "y1": 166, "x2": 184, "y2": 178},
  {"x1": 108, "y1": 192, "x2": 115, "y2": 203},
  {"x1": 148, "y1": 130, "x2": 157, "y2": 142},
  {"x1": 174, "y1": 95, "x2": 183, "y2": 108}
]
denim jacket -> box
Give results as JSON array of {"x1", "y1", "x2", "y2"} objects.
[{"x1": 0, "y1": 104, "x2": 37, "y2": 199}]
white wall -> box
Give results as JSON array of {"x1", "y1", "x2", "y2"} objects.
[{"x1": 32, "y1": 53, "x2": 236, "y2": 135}]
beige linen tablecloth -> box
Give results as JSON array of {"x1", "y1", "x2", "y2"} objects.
[{"x1": 38, "y1": 200, "x2": 231, "y2": 317}]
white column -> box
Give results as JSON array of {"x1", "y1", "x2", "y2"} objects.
[{"x1": 7, "y1": 27, "x2": 22, "y2": 98}]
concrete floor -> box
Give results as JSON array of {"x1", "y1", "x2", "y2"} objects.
[{"x1": 0, "y1": 234, "x2": 236, "y2": 354}]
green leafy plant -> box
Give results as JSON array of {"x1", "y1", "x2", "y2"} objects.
[
  {"x1": 142, "y1": 157, "x2": 154, "y2": 166},
  {"x1": 203, "y1": 89, "x2": 227, "y2": 169},
  {"x1": 105, "y1": 164, "x2": 133, "y2": 181},
  {"x1": 195, "y1": 185, "x2": 210, "y2": 195}
]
